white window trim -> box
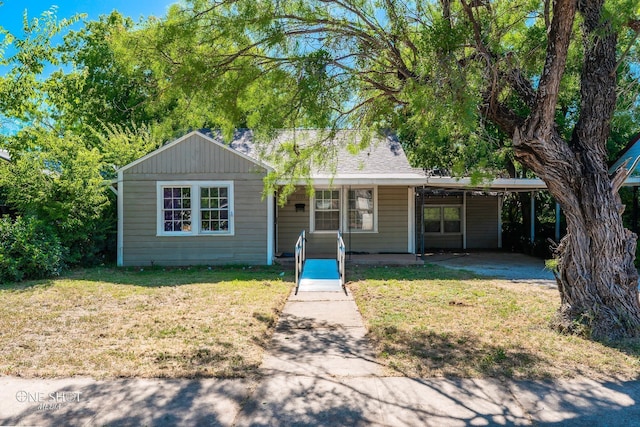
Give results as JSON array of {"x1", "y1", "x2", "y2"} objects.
[
  {"x1": 309, "y1": 186, "x2": 379, "y2": 233},
  {"x1": 423, "y1": 204, "x2": 463, "y2": 235},
  {"x1": 344, "y1": 186, "x2": 378, "y2": 233},
  {"x1": 157, "y1": 181, "x2": 234, "y2": 237},
  {"x1": 310, "y1": 187, "x2": 342, "y2": 234}
]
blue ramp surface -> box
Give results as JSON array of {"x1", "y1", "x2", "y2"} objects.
[
  {"x1": 300, "y1": 259, "x2": 340, "y2": 280},
  {"x1": 298, "y1": 259, "x2": 342, "y2": 291}
]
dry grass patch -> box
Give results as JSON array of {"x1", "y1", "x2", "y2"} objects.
[
  {"x1": 349, "y1": 265, "x2": 640, "y2": 380},
  {"x1": 0, "y1": 266, "x2": 292, "y2": 379}
]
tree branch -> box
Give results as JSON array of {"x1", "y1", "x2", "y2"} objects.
[{"x1": 526, "y1": 0, "x2": 577, "y2": 140}]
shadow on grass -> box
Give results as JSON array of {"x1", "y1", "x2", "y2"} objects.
[
  {"x1": 371, "y1": 326, "x2": 544, "y2": 379},
  {"x1": 240, "y1": 310, "x2": 640, "y2": 426}
]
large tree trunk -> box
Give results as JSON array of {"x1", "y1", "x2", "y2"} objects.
[
  {"x1": 511, "y1": 0, "x2": 640, "y2": 339},
  {"x1": 555, "y1": 186, "x2": 640, "y2": 339}
]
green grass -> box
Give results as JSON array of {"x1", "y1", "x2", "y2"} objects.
[
  {"x1": 0, "y1": 265, "x2": 293, "y2": 379},
  {"x1": 4, "y1": 263, "x2": 639, "y2": 381},
  {"x1": 349, "y1": 264, "x2": 640, "y2": 380}
]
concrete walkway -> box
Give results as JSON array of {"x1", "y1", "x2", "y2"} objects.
[
  {"x1": 425, "y1": 251, "x2": 556, "y2": 284},
  {"x1": 2, "y1": 288, "x2": 640, "y2": 426}
]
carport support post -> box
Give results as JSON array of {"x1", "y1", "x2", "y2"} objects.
[
  {"x1": 497, "y1": 195, "x2": 503, "y2": 249},
  {"x1": 462, "y1": 191, "x2": 467, "y2": 250},
  {"x1": 530, "y1": 191, "x2": 536, "y2": 245},
  {"x1": 633, "y1": 186, "x2": 638, "y2": 234}
]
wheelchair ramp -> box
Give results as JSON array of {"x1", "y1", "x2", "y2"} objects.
[{"x1": 298, "y1": 259, "x2": 342, "y2": 292}]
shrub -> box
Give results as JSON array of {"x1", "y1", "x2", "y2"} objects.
[{"x1": 0, "y1": 216, "x2": 65, "y2": 283}]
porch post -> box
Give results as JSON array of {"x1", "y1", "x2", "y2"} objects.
[
  {"x1": 633, "y1": 186, "x2": 638, "y2": 234},
  {"x1": 408, "y1": 187, "x2": 415, "y2": 254},
  {"x1": 555, "y1": 201, "x2": 561, "y2": 242},
  {"x1": 267, "y1": 191, "x2": 275, "y2": 265},
  {"x1": 530, "y1": 191, "x2": 536, "y2": 244},
  {"x1": 462, "y1": 191, "x2": 467, "y2": 250},
  {"x1": 420, "y1": 187, "x2": 425, "y2": 258},
  {"x1": 497, "y1": 195, "x2": 503, "y2": 249}
]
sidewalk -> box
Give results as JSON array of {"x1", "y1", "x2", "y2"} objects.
[{"x1": 2, "y1": 288, "x2": 640, "y2": 426}]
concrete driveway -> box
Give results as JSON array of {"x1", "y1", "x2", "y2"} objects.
[{"x1": 423, "y1": 251, "x2": 556, "y2": 284}]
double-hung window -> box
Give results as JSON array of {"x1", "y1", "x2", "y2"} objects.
[
  {"x1": 162, "y1": 186, "x2": 192, "y2": 232},
  {"x1": 311, "y1": 187, "x2": 377, "y2": 233},
  {"x1": 313, "y1": 189, "x2": 341, "y2": 231},
  {"x1": 348, "y1": 188, "x2": 375, "y2": 231},
  {"x1": 158, "y1": 181, "x2": 234, "y2": 236},
  {"x1": 423, "y1": 206, "x2": 462, "y2": 234},
  {"x1": 200, "y1": 187, "x2": 230, "y2": 233}
]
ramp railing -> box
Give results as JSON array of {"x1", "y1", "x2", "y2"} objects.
[{"x1": 294, "y1": 230, "x2": 306, "y2": 294}]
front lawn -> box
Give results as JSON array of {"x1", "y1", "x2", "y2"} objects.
[
  {"x1": 349, "y1": 265, "x2": 640, "y2": 380},
  {"x1": 0, "y1": 266, "x2": 292, "y2": 379}
]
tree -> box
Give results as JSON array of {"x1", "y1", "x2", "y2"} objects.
[
  {"x1": 125, "y1": 0, "x2": 640, "y2": 339},
  {"x1": 0, "y1": 8, "x2": 164, "y2": 266},
  {"x1": 0, "y1": 130, "x2": 111, "y2": 265}
]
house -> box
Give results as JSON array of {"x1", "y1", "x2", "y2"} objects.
[
  {"x1": 116, "y1": 129, "x2": 553, "y2": 267},
  {"x1": 609, "y1": 132, "x2": 640, "y2": 233}
]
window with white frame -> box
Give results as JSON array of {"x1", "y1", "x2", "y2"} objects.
[
  {"x1": 314, "y1": 189, "x2": 341, "y2": 231},
  {"x1": 200, "y1": 186, "x2": 230, "y2": 232},
  {"x1": 423, "y1": 205, "x2": 462, "y2": 234},
  {"x1": 158, "y1": 181, "x2": 234, "y2": 236},
  {"x1": 348, "y1": 188, "x2": 375, "y2": 231},
  {"x1": 311, "y1": 187, "x2": 377, "y2": 233},
  {"x1": 162, "y1": 186, "x2": 192, "y2": 232}
]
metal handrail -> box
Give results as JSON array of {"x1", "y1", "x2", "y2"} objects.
[
  {"x1": 337, "y1": 231, "x2": 346, "y2": 291},
  {"x1": 294, "y1": 230, "x2": 306, "y2": 294}
]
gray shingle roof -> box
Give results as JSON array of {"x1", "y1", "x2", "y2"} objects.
[
  {"x1": 198, "y1": 129, "x2": 425, "y2": 180},
  {"x1": 0, "y1": 149, "x2": 10, "y2": 162}
]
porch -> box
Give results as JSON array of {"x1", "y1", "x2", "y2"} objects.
[{"x1": 276, "y1": 253, "x2": 424, "y2": 267}]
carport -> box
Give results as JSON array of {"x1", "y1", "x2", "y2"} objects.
[{"x1": 415, "y1": 177, "x2": 555, "y2": 256}]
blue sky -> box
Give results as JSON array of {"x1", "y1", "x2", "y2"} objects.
[
  {"x1": 0, "y1": 1, "x2": 178, "y2": 135},
  {"x1": 0, "y1": 0, "x2": 177, "y2": 35}
]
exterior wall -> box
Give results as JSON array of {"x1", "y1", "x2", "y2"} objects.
[
  {"x1": 419, "y1": 195, "x2": 464, "y2": 249},
  {"x1": 465, "y1": 194, "x2": 499, "y2": 249},
  {"x1": 121, "y1": 134, "x2": 269, "y2": 266},
  {"x1": 418, "y1": 193, "x2": 498, "y2": 250},
  {"x1": 277, "y1": 185, "x2": 411, "y2": 256}
]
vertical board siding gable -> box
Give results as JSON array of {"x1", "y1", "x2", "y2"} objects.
[{"x1": 125, "y1": 134, "x2": 264, "y2": 176}]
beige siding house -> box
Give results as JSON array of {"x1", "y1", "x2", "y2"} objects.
[
  {"x1": 116, "y1": 129, "x2": 551, "y2": 266},
  {"x1": 117, "y1": 131, "x2": 273, "y2": 266}
]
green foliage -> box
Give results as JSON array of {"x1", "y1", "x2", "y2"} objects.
[
  {"x1": 0, "y1": 131, "x2": 110, "y2": 265},
  {"x1": 94, "y1": 122, "x2": 162, "y2": 175},
  {"x1": 1, "y1": 0, "x2": 640, "y2": 270},
  {"x1": 0, "y1": 9, "x2": 166, "y2": 266},
  {"x1": 0, "y1": 7, "x2": 83, "y2": 123},
  {"x1": 0, "y1": 215, "x2": 64, "y2": 282}
]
